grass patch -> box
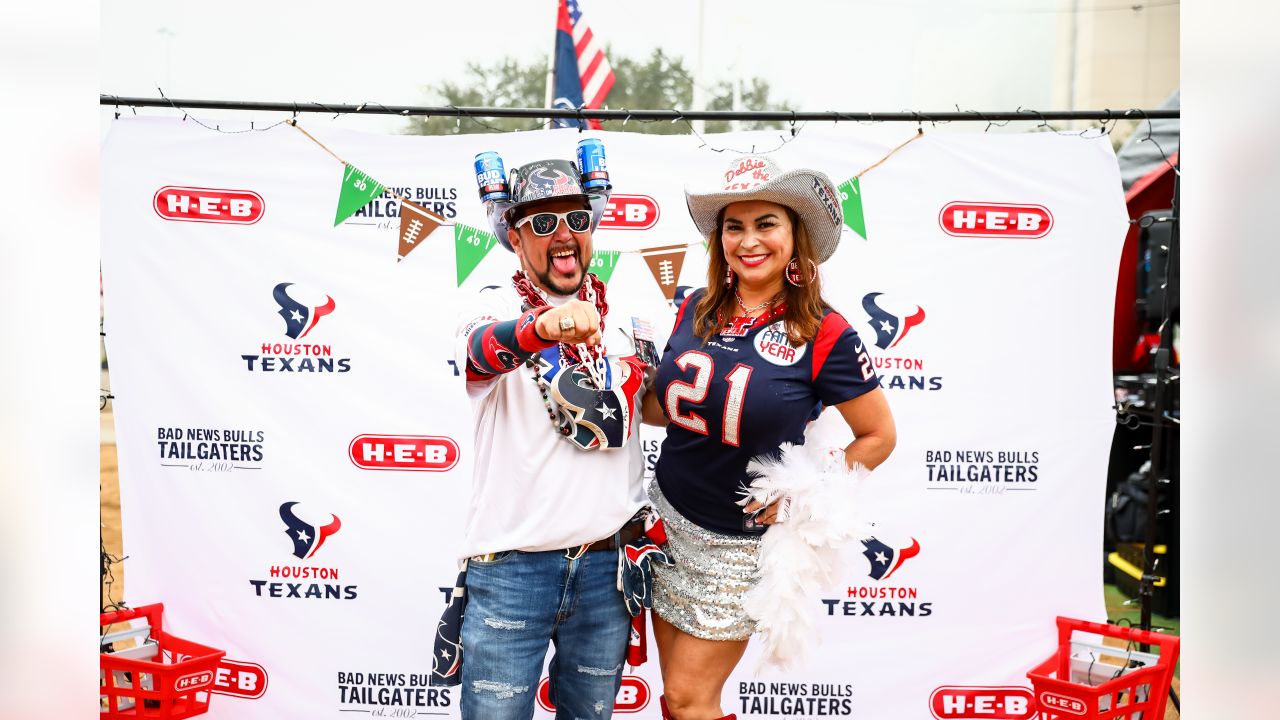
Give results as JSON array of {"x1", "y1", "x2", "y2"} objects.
[{"x1": 1103, "y1": 583, "x2": 1179, "y2": 680}]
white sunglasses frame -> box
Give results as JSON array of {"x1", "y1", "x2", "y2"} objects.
[{"x1": 514, "y1": 209, "x2": 593, "y2": 236}]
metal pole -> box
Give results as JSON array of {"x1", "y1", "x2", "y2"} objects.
[
  {"x1": 1067, "y1": 0, "x2": 1079, "y2": 113},
  {"x1": 690, "y1": 0, "x2": 706, "y2": 135},
  {"x1": 99, "y1": 96, "x2": 1179, "y2": 123},
  {"x1": 157, "y1": 27, "x2": 176, "y2": 94},
  {"x1": 544, "y1": 0, "x2": 556, "y2": 116},
  {"x1": 1139, "y1": 163, "x2": 1179, "y2": 645}
]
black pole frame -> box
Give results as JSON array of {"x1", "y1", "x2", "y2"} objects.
[
  {"x1": 99, "y1": 96, "x2": 1177, "y2": 124},
  {"x1": 104, "y1": 88, "x2": 1185, "y2": 645},
  {"x1": 1139, "y1": 164, "x2": 1179, "y2": 647}
]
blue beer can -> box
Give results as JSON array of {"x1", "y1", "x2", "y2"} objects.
[
  {"x1": 576, "y1": 139, "x2": 610, "y2": 191},
  {"x1": 473, "y1": 151, "x2": 509, "y2": 203}
]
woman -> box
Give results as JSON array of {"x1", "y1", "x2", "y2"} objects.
[{"x1": 641, "y1": 156, "x2": 896, "y2": 720}]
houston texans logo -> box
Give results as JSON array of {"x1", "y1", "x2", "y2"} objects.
[
  {"x1": 861, "y1": 536, "x2": 921, "y2": 581},
  {"x1": 485, "y1": 335, "x2": 519, "y2": 371},
  {"x1": 862, "y1": 292, "x2": 925, "y2": 350},
  {"x1": 431, "y1": 569, "x2": 467, "y2": 683},
  {"x1": 531, "y1": 167, "x2": 574, "y2": 192},
  {"x1": 553, "y1": 364, "x2": 627, "y2": 449},
  {"x1": 274, "y1": 283, "x2": 336, "y2": 340},
  {"x1": 540, "y1": 353, "x2": 646, "y2": 450},
  {"x1": 279, "y1": 502, "x2": 342, "y2": 560}
]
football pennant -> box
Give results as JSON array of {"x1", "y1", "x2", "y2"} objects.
[
  {"x1": 589, "y1": 249, "x2": 620, "y2": 284},
  {"x1": 334, "y1": 164, "x2": 386, "y2": 226},
  {"x1": 454, "y1": 224, "x2": 498, "y2": 286},
  {"x1": 838, "y1": 176, "x2": 868, "y2": 240},
  {"x1": 397, "y1": 200, "x2": 442, "y2": 262},
  {"x1": 641, "y1": 244, "x2": 688, "y2": 302}
]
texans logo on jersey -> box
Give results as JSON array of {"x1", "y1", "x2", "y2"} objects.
[{"x1": 538, "y1": 350, "x2": 647, "y2": 450}]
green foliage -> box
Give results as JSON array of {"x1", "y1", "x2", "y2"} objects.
[
  {"x1": 404, "y1": 59, "x2": 547, "y2": 136},
  {"x1": 403, "y1": 49, "x2": 790, "y2": 136},
  {"x1": 601, "y1": 49, "x2": 691, "y2": 135},
  {"x1": 704, "y1": 77, "x2": 787, "y2": 134}
]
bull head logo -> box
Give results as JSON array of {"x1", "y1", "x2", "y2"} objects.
[
  {"x1": 861, "y1": 292, "x2": 925, "y2": 350},
  {"x1": 274, "y1": 283, "x2": 336, "y2": 340},
  {"x1": 279, "y1": 501, "x2": 342, "y2": 560},
  {"x1": 861, "y1": 536, "x2": 920, "y2": 581}
]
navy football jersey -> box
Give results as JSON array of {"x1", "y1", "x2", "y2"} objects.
[{"x1": 655, "y1": 288, "x2": 879, "y2": 535}]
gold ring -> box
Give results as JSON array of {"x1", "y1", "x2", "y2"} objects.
[{"x1": 559, "y1": 316, "x2": 576, "y2": 332}]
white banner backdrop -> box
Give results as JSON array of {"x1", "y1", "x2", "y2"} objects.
[{"x1": 102, "y1": 117, "x2": 1126, "y2": 719}]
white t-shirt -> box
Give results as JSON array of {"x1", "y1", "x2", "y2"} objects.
[{"x1": 453, "y1": 285, "x2": 649, "y2": 559}]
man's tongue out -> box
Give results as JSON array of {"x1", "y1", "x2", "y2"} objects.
[{"x1": 551, "y1": 250, "x2": 578, "y2": 275}]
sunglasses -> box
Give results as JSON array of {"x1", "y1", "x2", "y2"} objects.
[{"x1": 515, "y1": 209, "x2": 592, "y2": 236}]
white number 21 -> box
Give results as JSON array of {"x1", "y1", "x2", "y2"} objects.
[{"x1": 664, "y1": 351, "x2": 754, "y2": 447}]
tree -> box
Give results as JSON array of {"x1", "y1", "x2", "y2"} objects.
[{"x1": 403, "y1": 49, "x2": 790, "y2": 136}]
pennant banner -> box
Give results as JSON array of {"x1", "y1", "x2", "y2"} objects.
[
  {"x1": 454, "y1": 223, "x2": 498, "y2": 286},
  {"x1": 334, "y1": 164, "x2": 386, "y2": 226},
  {"x1": 839, "y1": 176, "x2": 868, "y2": 240},
  {"x1": 641, "y1": 244, "x2": 688, "y2": 302},
  {"x1": 102, "y1": 120, "x2": 1126, "y2": 720},
  {"x1": 398, "y1": 200, "x2": 442, "y2": 262},
  {"x1": 589, "y1": 249, "x2": 620, "y2": 284}
]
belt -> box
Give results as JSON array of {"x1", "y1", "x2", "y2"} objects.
[{"x1": 563, "y1": 516, "x2": 646, "y2": 560}]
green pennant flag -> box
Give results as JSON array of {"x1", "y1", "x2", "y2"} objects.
[
  {"x1": 838, "y1": 176, "x2": 868, "y2": 240},
  {"x1": 334, "y1": 164, "x2": 386, "y2": 226},
  {"x1": 454, "y1": 224, "x2": 498, "y2": 286},
  {"x1": 589, "y1": 250, "x2": 620, "y2": 284}
]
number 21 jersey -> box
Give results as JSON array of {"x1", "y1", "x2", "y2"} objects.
[{"x1": 654, "y1": 289, "x2": 879, "y2": 535}]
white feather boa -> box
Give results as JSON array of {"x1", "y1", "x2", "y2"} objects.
[{"x1": 742, "y1": 443, "x2": 872, "y2": 673}]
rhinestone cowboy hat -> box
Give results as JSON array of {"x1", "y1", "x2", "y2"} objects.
[
  {"x1": 485, "y1": 158, "x2": 612, "y2": 252},
  {"x1": 684, "y1": 155, "x2": 844, "y2": 262}
]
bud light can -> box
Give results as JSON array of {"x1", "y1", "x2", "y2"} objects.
[
  {"x1": 576, "y1": 138, "x2": 610, "y2": 191},
  {"x1": 474, "y1": 151, "x2": 509, "y2": 203}
]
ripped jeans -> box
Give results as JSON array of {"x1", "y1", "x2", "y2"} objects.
[{"x1": 460, "y1": 547, "x2": 630, "y2": 720}]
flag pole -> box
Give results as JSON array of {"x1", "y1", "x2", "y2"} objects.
[
  {"x1": 544, "y1": 0, "x2": 557, "y2": 125},
  {"x1": 690, "y1": 0, "x2": 706, "y2": 135}
]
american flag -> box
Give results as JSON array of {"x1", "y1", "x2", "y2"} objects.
[{"x1": 554, "y1": 0, "x2": 615, "y2": 129}]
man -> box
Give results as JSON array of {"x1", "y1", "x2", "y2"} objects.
[{"x1": 449, "y1": 155, "x2": 652, "y2": 719}]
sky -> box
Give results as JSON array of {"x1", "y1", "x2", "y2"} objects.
[{"x1": 100, "y1": 0, "x2": 1062, "y2": 134}]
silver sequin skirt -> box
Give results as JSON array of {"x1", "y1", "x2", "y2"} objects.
[{"x1": 648, "y1": 482, "x2": 762, "y2": 641}]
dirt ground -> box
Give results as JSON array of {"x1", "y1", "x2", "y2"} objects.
[{"x1": 101, "y1": 419, "x2": 124, "y2": 612}]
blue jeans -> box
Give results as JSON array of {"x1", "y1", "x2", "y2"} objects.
[{"x1": 460, "y1": 548, "x2": 630, "y2": 720}]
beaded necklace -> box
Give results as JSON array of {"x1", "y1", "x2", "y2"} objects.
[{"x1": 512, "y1": 271, "x2": 610, "y2": 438}]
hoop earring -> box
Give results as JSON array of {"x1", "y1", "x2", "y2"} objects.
[
  {"x1": 785, "y1": 258, "x2": 818, "y2": 287},
  {"x1": 724, "y1": 266, "x2": 736, "y2": 287}
]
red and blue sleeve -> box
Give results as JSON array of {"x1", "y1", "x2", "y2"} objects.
[
  {"x1": 463, "y1": 306, "x2": 556, "y2": 380},
  {"x1": 811, "y1": 312, "x2": 880, "y2": 406}
]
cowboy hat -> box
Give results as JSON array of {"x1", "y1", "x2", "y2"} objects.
[{"x1": 684, "y1": 155, "x2": 843, "y2": 262}]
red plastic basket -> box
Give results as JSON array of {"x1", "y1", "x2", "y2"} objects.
[
  {"x1": 100, "y1": 604, "x2": 226, "y2": 719},
  {"x1": 1027, "y1": 616, "x2": 1179, "y2": 720}
]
